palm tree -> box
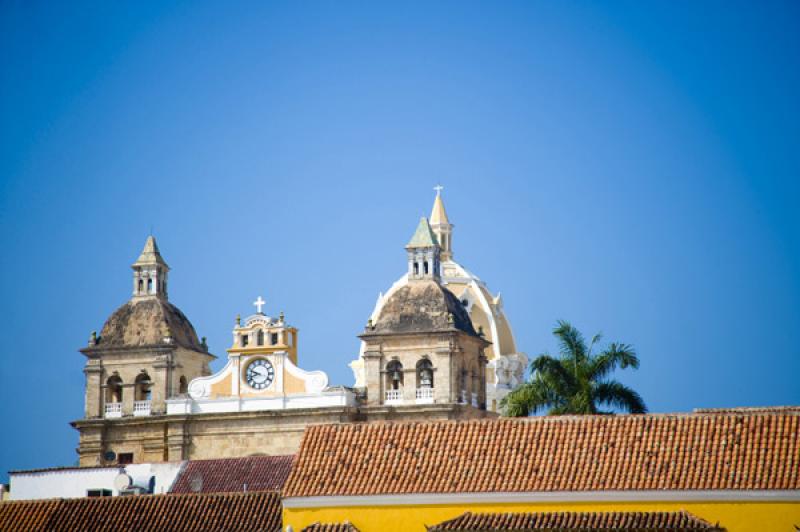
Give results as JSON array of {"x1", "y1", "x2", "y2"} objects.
[{"x1": 502, "y1": 320, "x2": 646, "y2": 416}]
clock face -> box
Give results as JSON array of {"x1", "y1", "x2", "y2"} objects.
[{"x1": 245, "y1": 358, "x2": 275, "y2": 390}]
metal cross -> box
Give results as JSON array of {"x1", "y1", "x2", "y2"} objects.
[
  {"x1": 253, "y1": 296, "x2": 266, "y2": 314},
  {"x1": 434, "y1": 184, "x2": 444, "y2": 195}
]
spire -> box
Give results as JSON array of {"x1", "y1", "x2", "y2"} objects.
[
  {"x1": 429, "y1": 186, "x2": 454, "y2": 261},
  {"x1": 133, "y1": 236, "x2": 169, "y2": 269},
  {"x1": 405, "y1": 217, "x2": 441, "y2": 282},
  {"x1": 430, "y1": 185, "x2": 450, "y2": 225},
  {"x1": 131, "y1": 236, "x2": 170, "y2": 299},
  {"x1": 406, "y1": 217, "x2": 439, "y2": 248}
]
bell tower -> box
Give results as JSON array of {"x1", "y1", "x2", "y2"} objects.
[
  {"x1": 75, "y1": 236, "x2": 214, "y2": 466},
  {"x1": 132, "y1": 236, "x2": 169, "y2": 299},
  {"x1": 406, "y1": 217, "x2": 441, "y2": 282}
]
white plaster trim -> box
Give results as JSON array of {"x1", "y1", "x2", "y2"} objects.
[
  {"x1": 284, "y1": 352, "x2": 328, "y2": 393},
  {"x1": 188, "y1": 358, "x2": 234, "y2": 399},
  {"x1": 282, "y1": 490, "x2": 800, "y2": 508}
]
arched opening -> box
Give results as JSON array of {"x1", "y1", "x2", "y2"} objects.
[
  {"x1": 423, "y1": 261, "x2": 429, "y2": 275},
  {"x1": 179, "y1": 376, "x2": 188, "y2": 395},
  {"x1": 386, "y1": 360, "x2": 403, "y2": 390},
  {"x1": 135, "y1": 373, "x2": 152, "y2": 401},
  {"x1": 137, "y1": 279, "x2": 144, "y2": 293},
  {"x1": 256, "y1": 329, "x2": 265, "y2": 346},
  {"x1": 106, "y1": 375, "x2": 123, "y2": 403},
  {"x1": 146, "y1": 278, "x2": 153, "y2": 293},
  {"x1": 413, "y1": 262, "x2": 419, "y2": 275},
  {"x1": 417, "y1": 359, "x2": 434, "y2": 388}
]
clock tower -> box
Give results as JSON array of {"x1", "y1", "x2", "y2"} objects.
[{"x1": 176, "y1": 297, "x2": 329, "y2": 406}]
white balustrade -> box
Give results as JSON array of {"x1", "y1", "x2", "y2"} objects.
[
  {"x1": 385, "y1": 389, "x2": 403, "y2": 404},
  {"x1": 471, "y1": 393, "x2": 479, "y2": 408},
  {"x1": 133, "y1": 400, "x2": 152, "y2": 416},
  {"x1": 105, "y1": 402, "x2": 122, "y2": 418},
  {"x1": 415, "y1": 388, "x2": 434, "y2": 404}
]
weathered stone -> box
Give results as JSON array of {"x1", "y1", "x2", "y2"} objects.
[{"x1": 97, "y1": 298, "x2": 203, "y2": 351}]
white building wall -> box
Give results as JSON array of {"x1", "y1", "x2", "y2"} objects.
[{"x1": 9, "y1": 462, "x2": 185, "y2": 500}]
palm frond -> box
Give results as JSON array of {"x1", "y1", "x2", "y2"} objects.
[
  {"x1": 530, "y1": 354, "x2": 576, "y2": 390},
  {"x1": 593, "y1": 380, "x2": 647, "y2": 414},
  {"x1": 586, "y1": 332, "x2": 603, "y2": 358},
  {"x1": 589, "y1": 342, "x2": 639, "y2": 380},
  {"x1": 501, "y1": 381, "x2": 552, "y2": 417},
  {"x1": 553, "y1": 320, "x2": 586, "y2": 360}
]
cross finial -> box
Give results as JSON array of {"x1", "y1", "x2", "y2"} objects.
[
  {"x1": 253, "y1": 296, "x2": 266, "y2": 314},
  {"x1": 434, "y1": 184, "x2": 444, "y2": 196}
]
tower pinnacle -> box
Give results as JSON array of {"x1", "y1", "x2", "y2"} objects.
[
  {"x1": 131, "y1": 236, "x2": 170, "y2": 299},
  {"x1": 429, "y1": 187, "x2": 454, "y2": 261}
]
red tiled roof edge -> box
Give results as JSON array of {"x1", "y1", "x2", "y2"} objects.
[
  {"x1": 0, "y1": 491, "x2": 282, "y2": 532},
  {"x1": 426, "y1": 510, "x2": 722, "y2": 531},
  {"x1": 284, "y1": 411, "x2": 800, "y2": 497},
  {"x1": 171, "y1": 455, "x2": 294, "y2": 494}
]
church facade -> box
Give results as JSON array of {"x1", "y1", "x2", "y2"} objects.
[{"x1": 73, "y1": 193, "x2": 497, "y2": 466}]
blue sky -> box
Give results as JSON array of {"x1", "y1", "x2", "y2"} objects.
[{"x1": 1, "y1": 1, "x2": 798, "y2": 480}]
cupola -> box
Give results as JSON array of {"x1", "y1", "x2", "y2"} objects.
[
  {"x1": 405, "y1": 217, "x2": 441, "y2": 282},
  {"x1": 132, "y1": 236, "x2": 169, "y2": 299}
]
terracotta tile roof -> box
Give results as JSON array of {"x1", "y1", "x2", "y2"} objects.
[
  {"x1": 171, "y1": 455, "x2": 293, "y2": 494},
  {"x1": 0, "y1": 491, "x2": 281, "y2": 531},
  {"x1": 426, "y1": 511, "x2": 721, "y2": 531},
  {"x1": 693, "y1": 406, "x2": 800, "y2": 414},
  {"x1": 301, "y1": 522, "x2": 360, "y2": 532},
  {"x1": 284, "y1": 411, "x2": 800, "y2": 497},
  {"x1": 0, "y1": 499, "x2": 62, "y2": 531}
]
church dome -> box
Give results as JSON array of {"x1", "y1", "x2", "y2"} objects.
[
  {"x1": 98, "y1": 295, "x2": 204, "y2": 351},
  {"x1": 368, "y1": 280, "x2": 479, "y2": 337}
]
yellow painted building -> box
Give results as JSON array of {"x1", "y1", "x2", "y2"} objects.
[
  {"x1": 283, "y1": 409, "x2": 800, "y2": 532},
  {"x1": 285, "y1": 500, "x2": 798, "y2": 532}
]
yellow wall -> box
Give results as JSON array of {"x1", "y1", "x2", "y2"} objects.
[{"x1": 284, "y1": 500, "x2": 800, "y2": 532}]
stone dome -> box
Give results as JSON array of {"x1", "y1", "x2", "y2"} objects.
[
  {"x1": 368, "y1": 280, "x2": 479, "y2": 337},
  {"x1": 98, "y1": 297, "x2": 204, "y2": 351}
]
